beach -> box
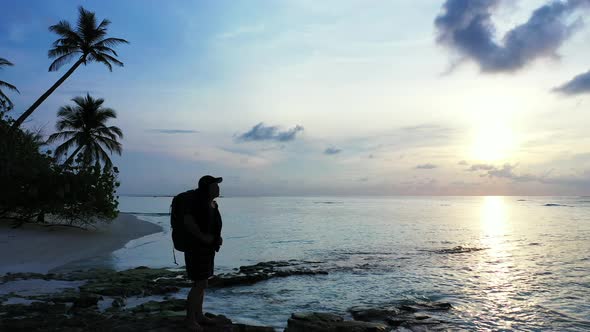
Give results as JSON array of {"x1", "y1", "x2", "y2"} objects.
[{"x1": 0, "y1": 213, "x2": 162, "y2": 275}]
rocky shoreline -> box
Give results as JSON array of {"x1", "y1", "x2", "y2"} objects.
[{"x1": 0, "y1": 261, "x2": 453, "y2": 331}]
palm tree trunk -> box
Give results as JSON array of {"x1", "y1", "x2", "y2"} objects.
[
  {"x1": 11, "y1": 58, "x2": 85, "y2": 129},
  {"x1": 64, "y1": 145, "x2": 84, "y2": 165}
]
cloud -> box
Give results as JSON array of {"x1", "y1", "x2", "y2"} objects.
[
  {"x1": 148, "y1": 129, "x2": 199, "y2": 134},
  {"x1": 237, "y1": 123, "x2": 304, "y2": 142},
  {"x1": 415, "y1": 163, "x2": 437, "y2": 169},
  {"x1": 458, "y1": 160, "x2": 468, "y2": 165},
  {"x1": 486, "y1": 164, "x2": 541, "y2": 182},
  {"x1": 324, "y1": 147, "x2": 342, "y2": 155},
  {"x1": 435, "y1": 0, "x2": 589, "y2": 73},
  {"x1": 467, "y1": 163, "x2": 496, "y2": 171},
  {"x1": 554, "y1": 70, "x2": 590, "y2": 95},
  {"x1": 467, "y1": 163, "x2": 544, "y2": 182}
]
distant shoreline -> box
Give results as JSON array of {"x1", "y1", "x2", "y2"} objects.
[{"x1": 0, "y1": 213, "x2": 162, "y2": 276}]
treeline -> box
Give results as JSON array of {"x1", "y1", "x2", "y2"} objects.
[{"x1": 0, "y1": 7, "x2": 128, "y2": 228}]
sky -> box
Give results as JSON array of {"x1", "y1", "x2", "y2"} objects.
[{"x1": 1, "y1": 0, "x2": 590, "y2": 196}]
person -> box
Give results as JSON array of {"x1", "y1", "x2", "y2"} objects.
[{"x1": 181, "y1": 175, "x2": 223, "y2": 331}]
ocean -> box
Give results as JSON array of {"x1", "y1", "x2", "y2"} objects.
[{"x1": 58, "y1": 196, "x2": 590, "y2": 330}]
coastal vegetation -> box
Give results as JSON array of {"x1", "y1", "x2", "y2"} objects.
[{"x1": 0, "y1": 7, "x2": 125, "y2": 228}]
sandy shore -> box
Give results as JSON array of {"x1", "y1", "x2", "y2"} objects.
[{"x1": 0, "y1": 213, "x2": 162, "y2": 275}]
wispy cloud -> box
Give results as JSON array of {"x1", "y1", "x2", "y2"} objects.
[
  {"x1": 415, "y1": 163, "x2": 437, "y2": 170},
  {"x1": 324, "y1": 147, "x2": 342, "y2": 155},
  {"x1": 435, "y1": 0, "x2": 589, "y2": 73},
  {"x1": 237, "y1": 123, "x2": 304, "y2": 142},
  {"x1": 148, "y1": 129, "x2": 199, "y2": 134}
]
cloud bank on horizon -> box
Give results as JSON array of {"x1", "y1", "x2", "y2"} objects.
[{"x1": 435, "y1": 0, "x2": 590, "y2": 94}]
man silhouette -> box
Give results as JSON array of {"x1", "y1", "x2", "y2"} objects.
[{"x1": 181, "y1": 175, "x2": 223, "y2": 331}]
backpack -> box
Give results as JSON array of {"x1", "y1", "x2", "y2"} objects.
[{"x1": 170, "y1": 190, "x2": 194, "y2": 252}]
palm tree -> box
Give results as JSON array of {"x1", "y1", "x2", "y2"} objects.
[
  {"x1": 0, "y1": 57, "x2": 19, "y2": 111},
  {"x1": 47, "y1": 94, "x2": 123, "y2": 169},
  {"x1": 12, "y1": 6, "x2": 128, "y2": 129}
]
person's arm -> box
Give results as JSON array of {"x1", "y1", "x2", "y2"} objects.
[{"x1": 183, "y1": 215, "x2": 214, "y2": 246}]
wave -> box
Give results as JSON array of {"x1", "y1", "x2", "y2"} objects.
[
  {"x1": 271, "y1": 240, "x2": 315, "y2": 244},
  {"x1": 124, "y1": 212, "x2": 171, "y2": 216},
  {"x1": 543, "y1": 204, "x2": 570, "y2": 207},
  {"x1": 428, "y1": 246, "x2": 486, "y2": 254}
]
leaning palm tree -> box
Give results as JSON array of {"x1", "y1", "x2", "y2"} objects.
[
  {"x1": 12, "y1": 6, "x2": 128, "y2": 129},
  {"x1": 0, "y1": 57, "x2": 19, "y2": 111},
  {"x1": 47, "y1": 94, "x2": 123, "y2": 169}
]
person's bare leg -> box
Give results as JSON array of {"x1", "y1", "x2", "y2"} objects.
[
  {"x1": 186, "y1": 281, "x2": 203, "y2": 331},
  {"x1": 195, "y1": 280, "x2": 214, "y2": 324}
]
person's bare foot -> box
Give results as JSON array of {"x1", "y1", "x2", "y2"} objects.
[{"x1": 185, "y1": 318, "x2": 203, "y2": 331}]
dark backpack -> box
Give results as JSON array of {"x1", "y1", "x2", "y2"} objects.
[{"x1": 170, "y1": 190, "x2": 194, "y2": 252}]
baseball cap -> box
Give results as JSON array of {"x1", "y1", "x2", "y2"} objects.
[{"x1": 198, "y1": 175, "x2": 223, "y2": 189}]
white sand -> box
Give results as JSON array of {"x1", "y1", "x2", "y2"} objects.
[{"x1": 0, "y1": 213, "x2": 162, "y2": 275}]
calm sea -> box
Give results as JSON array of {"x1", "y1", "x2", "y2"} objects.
[{"x1": 58, "y1": 196, "x2": 590, "y2": 330}]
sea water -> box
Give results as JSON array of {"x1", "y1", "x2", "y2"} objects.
[{"x1": 58, "y1": 196, "x2": 590, "y2": 330}]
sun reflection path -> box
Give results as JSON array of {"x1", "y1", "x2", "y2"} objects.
[
  {"x1": 472, "y1": 196, "x2": 529, "y2": 329},
  {"x1": 481, "y1": 196, "x2": 509, "y2": 238}
]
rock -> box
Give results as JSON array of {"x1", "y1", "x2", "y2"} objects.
[
  {"x1": 209, "y1": 261, "x2": 328, "y2": 288},
  {"x1": 72, "y1": 293, "x2": 102, "y2": 309},
  {"x1": 349, "y1": 301, "x2": 452, "y2": 331},
  {"x1": 76, "y1": 267, "x2": 189, "y2": 297},
  {"x1": 132, "y1": 299, "x2": 186, "y2": 313},
  {"x1": 285, "y1": 312, "x2": 390, "y2": 332},
  {"x1": 350, "y1": 307, "x2": 401, "y2": 322},
  {"x1": 112, "y1": 297, "x2": 125, "y2": 308},
  {"x1": 0, "y1": 299, "x2": 275, "y2": 331}
]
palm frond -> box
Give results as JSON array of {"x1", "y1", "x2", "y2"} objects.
[
  {"x1": 94, "y1": 37, "x2": 129, "y2": 48},
  {"x1": 48, "y1": 52, "x2": 81, "y2": 71},
  {"x1": 96, "y1": 19, "x2": 112, "y2": 31},
  {"x1": 94, "y1": 125, "x2": 123, "y2": 139},
  {"x1": 46, "y1": 130, "x2": 78, "y2": 144},
  {"x1": 87, "y1": 53, "x2": 112, "y2": 71},
  {"x1": 54, "y1": 135, "x2": 80, "y2": 157},
  {"x1": 92, "y1": 141, "x2": 114, "y2": 168},
  {"x1": 56, "y1": 105, "x2": 77, "y2": 118},
  {"x1": 48, "y1": 21, "x2": 81, "y2": 44},
  {"x1": 0, "y1": 58, "x2": 14, "y2": 67},
  {"x1": 92, "y1": 45, "x2": 118, "y2": 56},
  {"x1": 48, "y1": 45, "x2": 80, "y2": 58},
  {"x1": 95, "y1": 135, "x2": 122, "y2": 154},
  {"x1": 97, "y1": 53, "x2": 124, "y2": 67},
  {"x1": 0, "y1": 80, "x2": 19, "y2": 93}
]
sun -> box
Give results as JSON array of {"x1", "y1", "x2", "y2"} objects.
[{"x1": 470, "y1": 122, "x2": 516, "y2": 162}]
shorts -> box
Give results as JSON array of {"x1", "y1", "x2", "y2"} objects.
[{"x1": 184, "y1": 249, "x2": 215, "y2": 281}]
